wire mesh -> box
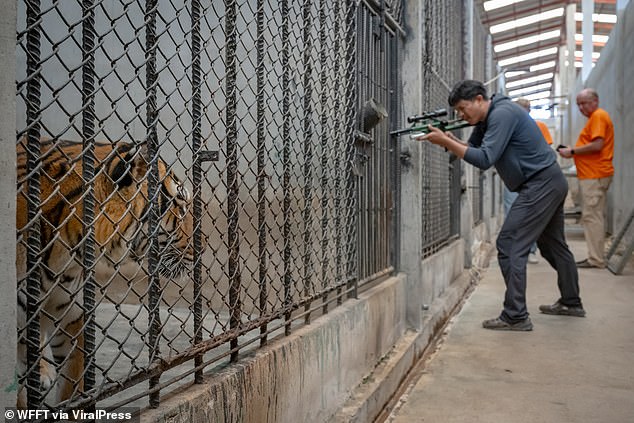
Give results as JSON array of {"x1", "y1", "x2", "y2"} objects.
[
  {"x1": 15, "y1": 0, "x2": 401, "y2": 411},
  {"x1": 469, "y1": 11, "x2": 490, "y2": 226},
  {"x1": 419, "y1": 0, "x2": 463, "y2": 258}
]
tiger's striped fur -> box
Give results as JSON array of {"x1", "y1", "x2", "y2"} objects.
[{"x1": 16, "y1": 139, "x2": 194, "y2": 407}]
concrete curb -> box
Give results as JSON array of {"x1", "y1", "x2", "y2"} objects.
[{"x1": 333, "y1": 267, "x2": 480, "y2": 423}]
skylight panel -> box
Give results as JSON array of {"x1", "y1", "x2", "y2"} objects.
[
  {"x1": 530, "y1": 61, "x2": 556, "y2": 72},
  {"x1": 498, "y1": 47, "x2": 558, "y2": 67},
  {"x1": 574, "y1": 13, "x2": 617, "y2": 23},
  {"x1": 508, "y1": 82, "x2": 552, "y2": 97},
  {"x1": 484, "y1": 0, "x2": 526, "y2": 12},
  {"x1": 575, "y1": 34, "x2": 610, "y2": 44},
  {"x1": 515, "y1": 91, "x2": 552, "y2": 102},
  {"x1": 574, "y1": 51, "x2": 600, "y2": 59},
  {"x1": 506, "y1": 73, "x2": 554, "y2": 88},
  {"x1": 494, "y1": 30, "x2": 560, "y2": 53},
  {"x1": 490, "y1": 8, "x2": 564, "y2": 34}
]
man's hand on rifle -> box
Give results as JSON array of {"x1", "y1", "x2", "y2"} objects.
[{"x1": 415, "y1": 125, "x2": 468, "y2": 158}]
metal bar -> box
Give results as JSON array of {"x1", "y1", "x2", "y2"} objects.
[
  {"x1": 319, "y1": 0, "x2": 330, "y2": 315},
  {"x1": 390, "y1": 33, "x2": 401, "y2": 272},
  {"x1": 345, "y1": 0, "x2": 358, "y2": 298},
  {"x1": 256, "y1": 0, "x2": 268, "y2": 347},
  {"x1": 361, "y1": 0, "x2": 406, "y2": 36},
  {"x1": 81, "y1": 0, "x2": 97, "y2": 407},
  {"x1": 333, "y1": 1, "x2": 343, "y2": 307},
  {"x1": 144, "y1": 0, "x2": 161, "y2": 408},
  {"x1": 302, "y1": 0, "x2": 314, "y2": 324},
  {"x1": 225, "y1": 0, "x2": 242, "y2": 362},
  {"x1": 190, "y1": 0, "x2": 204, "y2": 384},
  {"x1": 281, "y1": 0, "x2": 292, "y2": 336},
  {"x1": 25, "y1": 0, "x2": 42, "y2": 408}
]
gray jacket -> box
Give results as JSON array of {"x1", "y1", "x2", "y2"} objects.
[{"x1": 463, "y1": 94, "x2": 556, "y2": 192}]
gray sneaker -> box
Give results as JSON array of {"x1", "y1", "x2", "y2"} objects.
[
  {"x1": 482, "y1": 317, "x2": 533, "y2": 331},
  {"x1": 539, "y1": 301, "x2": 586, "y2": 317}
]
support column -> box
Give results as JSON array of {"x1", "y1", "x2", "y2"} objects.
[
  {"x1": 617, "y1": 0, "x2": 629, "y2": 13},
  {"x1": 565, "y1": 2, "x2": 577, "y2": 150},
  {"x1": 0, "y1": 0, "x2": 17, "y2": 407},
  {"x1": 581, "y1": 0, "x2": 594, "y2": 82},
  {"x1": 399, "y1": 2, "x2": 424, "y2": 330}
]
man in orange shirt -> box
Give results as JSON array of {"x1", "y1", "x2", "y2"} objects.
[
  {"x1": 559, "y1": 88, "x2": 614, "y2": 268},
  {"x1": 536, "y1": 120, "x2": 553, "y2": 145},
  {"x1": 516, "y1": 98, "x2": 554, "y2": 145}
]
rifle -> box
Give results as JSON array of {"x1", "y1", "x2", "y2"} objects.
[{"x1": 390, "y1": 108, "x2": 471, "y2": 139}]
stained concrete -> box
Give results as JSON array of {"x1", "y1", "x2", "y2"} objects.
[{"x1": 387, "y1": 234, "x2": 634, "y2": 423}]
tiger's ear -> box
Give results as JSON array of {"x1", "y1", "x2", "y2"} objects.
[{"x1": 109, "y1": 142, "x2": 149, "y2": 188}]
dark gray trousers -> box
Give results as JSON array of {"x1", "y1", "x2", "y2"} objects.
[{"x1": 497, "y1": 163, "x2": 581, "y2": 322}]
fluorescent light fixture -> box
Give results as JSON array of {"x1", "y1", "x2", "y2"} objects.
[
  {"x1": 490, "y1": 8, "x2": 564, "y2": 34},
  {"x1": 575, "y1": 34, "x2": 610, "y2": 44},
  {"x1": 574, "y1": 51, "x2": 600, "y2": 59},
  {"x1": 494, "y1": 30, "x2": 560, "y2": 53},
  {"x1": 574, "y1": 13, "x2": 617, "y2": 24},
  {"x1": 508, "y1": 82, "x2": 552, "y2": 97},
  {"x1": 530, "y1": 61, "x2": 556, "y2": 72},
  {"x1": 499, "y1": 47, "x2": 558, "y2": 67},
  {"x1": 484, "y1": 0, "x2": 526, "y2": 12},
  {"x1": 506, "y1": 73, "x2": 554, "y2": 88}
]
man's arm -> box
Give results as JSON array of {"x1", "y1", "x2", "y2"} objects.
[
  {"x1": 559, "y1": 138, "x2": 604, "y2": 158},
  {"x1": 416, "y1": 126, "x2": 468, "y2": 158}
]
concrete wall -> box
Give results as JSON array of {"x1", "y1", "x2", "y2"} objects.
[
  {"x1": 569, "y1": 1, "x2": 634, "y2": 233},
  {"x1": 142, "y1": 275, "x2": 408, "y2": 423},
  {"x1": 141, "y1": 240, "x2": 475, "y2": 423},
  {"x1": 0, "y1": 0, "x2": 17, "y2": 407}
]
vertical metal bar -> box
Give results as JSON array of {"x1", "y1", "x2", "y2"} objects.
[
  {"x1": 81, "y1": 0, "x2": 97, "y2": 406},
  {"x1": 358, "y1": 9, "x2": 367, "y2": 281},
  {"x1": 345, "y1": 0, "x2": 358, "y2": 298},
  {"x1": 190, "y1": 0, "x2": 204, "y2": 383},
  {"x1": 281, "y1": 0, "x2": 292, "y2": 335},
  {"x1": 24, "y1": 0, "x2": 42, "y2": 408},
  {"x1": 332, "y1": 1, "x2": 343, "y2": 306},
  {"x1": 225, "y1": 0, "x2": 241, "y2": 361},
  {"x1": 256, "y1": 0, "x2": 268, "y2": 346},
  {"x1": 145, "y1": 0, "x2": 161, "y2": 408},
  {"x1": 319, "y1": 0, "x2": 330, "y2": 314},
  {"x1": 390, "y1": 33, "x2": 401, "y2": 272},
  {"x1": 301, "y1": 0, "x2": 313, "y2": 324}
]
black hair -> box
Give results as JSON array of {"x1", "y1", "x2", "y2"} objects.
[{"x1": 448, "y1": 80, "x2": 489, "y2": 107}]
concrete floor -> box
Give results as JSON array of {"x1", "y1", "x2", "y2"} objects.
[{"x1": 387, "y1": 234, "x2": 634, "y2": 423}]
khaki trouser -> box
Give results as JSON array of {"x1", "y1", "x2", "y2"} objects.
[{"x1": 579, "y1": 176, "x2": 612, "y2": 267}]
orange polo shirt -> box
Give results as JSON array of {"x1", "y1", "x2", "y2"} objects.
[
  {"x1": 574, "y1": 107, "x2": 614, "y2": 179},
  {"x1": 536, "y1": 121, "x2": 552, "y2": 145}
]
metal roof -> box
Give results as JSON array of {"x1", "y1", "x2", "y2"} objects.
[{"x1": 476, "y1": 0, "x2": 617, "y2": 103}]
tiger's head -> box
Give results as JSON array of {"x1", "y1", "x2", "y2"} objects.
[{"x1": 95, "y1": 142, "x2": 196, "y2": 280}]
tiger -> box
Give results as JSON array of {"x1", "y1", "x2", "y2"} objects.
[{"x1": 16, "y1": 139, "x2": 195, "y2": 408}]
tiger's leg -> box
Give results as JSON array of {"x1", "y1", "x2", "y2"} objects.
[
  {"x1": 46, "y1": 299, "x2": 84, "y2": 404},
  {"x1": 16, "y1": 290, "x2": 28, "y2": 408},
  {"x1": 16, "y1": 298, "x2": 56, "y2": 407}
]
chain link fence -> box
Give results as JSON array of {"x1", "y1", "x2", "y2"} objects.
[
  {"x1": 418, "y1": 0, "x2": 463, "y2": 258},
  {"x1": 15, "y1": 0, "x2": 407, "y2": 412},
  {"x1": 469, "y1": 11, "x2": 492, "y2": 226}
]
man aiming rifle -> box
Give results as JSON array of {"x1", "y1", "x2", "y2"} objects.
[{"x1": 417, "y1": 79, "x2": 585, "y2": 331}]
